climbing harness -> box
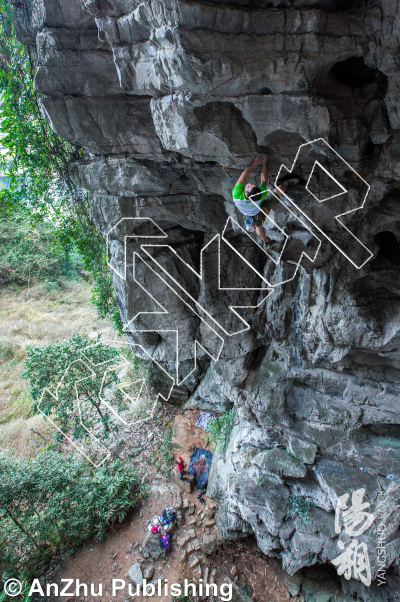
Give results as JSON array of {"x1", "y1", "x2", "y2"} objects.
[
  {"x1": 222, "y1": 165, "x2": 235, "y2": 184},
  {"x1": 168, "y1": 79, "x2": 174, "y2": 110}
]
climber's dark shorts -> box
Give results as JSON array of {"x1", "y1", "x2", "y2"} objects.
[{"x1": 252, "y1": 199, "x2": 269, "y2": 227}]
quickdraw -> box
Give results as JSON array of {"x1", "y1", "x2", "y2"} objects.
[{"x1": 222, "y1": 165, "x2": 235, "y2": 184}]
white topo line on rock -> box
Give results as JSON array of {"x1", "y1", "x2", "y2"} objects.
[
  {"x1": 105, "y1": 139, "x2": 372, "y2": 393},
  {"x1": 37, "y1": 340, "x2": 174, "y2": 467},
  {"x1": 272, "y1": 138, "x2": 373, "y2": 269}
]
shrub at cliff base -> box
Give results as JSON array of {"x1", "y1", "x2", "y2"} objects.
[
  {"x1": 0, "y1": 450, "x2": 143, "y2": 577},
  {"x1": 23, "y1": 334, "x2": 131, "y2": 442}
]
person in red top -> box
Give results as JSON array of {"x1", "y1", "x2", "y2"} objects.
[{"x1": 176, "y1": 456, "x2": 186, "y2": 480}]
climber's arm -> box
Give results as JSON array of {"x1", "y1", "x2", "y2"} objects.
[
  {"x1": 260, "y1": 155, "x2": 268, "y2": 186},
  {"x1": 237, "y1": 155, "x2": 263, "y2": 184}
]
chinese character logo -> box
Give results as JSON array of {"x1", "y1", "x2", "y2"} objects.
[{"x1": 332, "y1": 488, "x2": 375, "y2": 586}]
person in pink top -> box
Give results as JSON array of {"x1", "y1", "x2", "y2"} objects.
[{"x1": 176, "y1": 456, "x2": 186, "y2": 480}]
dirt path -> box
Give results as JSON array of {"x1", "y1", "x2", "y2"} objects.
[
  {"x1": 43, "y1": 410, "x2": 291, "y2": 602},
  {"x1": 49, "y1": 478, "x2": 203, "y2": 601}
]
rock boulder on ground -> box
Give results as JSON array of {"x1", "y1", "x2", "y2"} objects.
[{"x1": 127, "y1": 563, "x2": 143, "y2": 585}]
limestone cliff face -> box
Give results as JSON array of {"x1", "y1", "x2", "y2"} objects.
[{"x1": 17, "y1": 0, "x2": 400, "y2": 598}]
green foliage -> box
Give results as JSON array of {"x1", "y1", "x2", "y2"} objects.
[
  {"x1": 55, "y1": 210, "x2": 123, "y2": 334},
  {"x1": 0, "y1": 341, "x2": 16, "y2": 363},
  {"x1": 257, "y1": 473, "x2": 266, "y2": 488},
  {"x1": 0, "y1": 450, "x2": 140, "y2": 576},
  {"x1": 0, "y1": 205, "x2": 80, "y2": 288},
  {"x1": 22, "y1": 334, "x2": 127, "y2": 441},
  {"x1": 284, "y1": 494, "x2": 315, "y2": 527},
  {"x1": 0, "y1": 2, "x2": 123, "y2": 333},
  {"x1": 205, "y1": 408, "x2": 235, "y2": 452},
  {"x1": 0, "y1": 571, "x2": 31, "y2": 602},
  {"x1": 0, "y1": 1, "x2": 71, "y2": 213},
  {"x1": 286, "y1": 450, "x2": 301, "y2": 467}
]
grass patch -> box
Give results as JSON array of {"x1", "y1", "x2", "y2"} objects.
[
  {"x1": 0, "y1": 280, "x2": 117, "y2": 457},
  {"x1": 148, "y1": 425, "x2": 173, "y2": 477},
  {"x1": 0, "y1": 340, "x2": 19, "y2": 362}
]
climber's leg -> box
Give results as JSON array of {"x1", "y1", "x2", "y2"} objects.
[
  {"x1": 273, "y1": 181, "x2": 289, "y2": 197},
  {"x1": 276, "y1": 173, "x2": 302, "y2": 187},
  {"x1": 253, "y1": 199, "x2": 270, "y2": 246},
  {"x1": 255, "y1": 225, "x2": 268, "y2": 244}
]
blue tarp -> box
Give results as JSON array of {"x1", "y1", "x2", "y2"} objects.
[{"x1": 186, "y1": 447, "x2": 213, "y2": 489}]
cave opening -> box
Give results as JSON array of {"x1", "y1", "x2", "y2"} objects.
[
  {"x1": 313, "y1": 56, "x2": 388, "y2": 100},
  {"x1": 329, "y1": 56, "x2": 388, "y2": 94},
  {"x1": 374, "y1": 231, "x2": 400, "y2": 266}
]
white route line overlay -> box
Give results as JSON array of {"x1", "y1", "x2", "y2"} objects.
[
  {"x1": 107, "y1": 138, "x2": 372, "y2": 388},
  {"x1": 273, "y1": 137, "x2": 373, "y2": 269},
  {"x1": 125, "y1": 252, "x2": 225, "y2": 385},
  {"x1": 37, "y1": 139, "x2": 373, "y2": 465},
  {"x1": 109, "y1": 226, "x2": 274, "y2": 384},
  {"x1": 139, "y1": 235, "x2": 273, "y2": 332},
  {"x1": 37, "y1": 341, "x2": 173, "y2": 468},
  {"x1": 305, "y1": 160, "x2": 347, "y2": 203}
]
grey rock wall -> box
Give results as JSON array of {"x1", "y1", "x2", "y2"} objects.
[{"x1": 16, "y1": 0, "x2": 400, "y2": 598}]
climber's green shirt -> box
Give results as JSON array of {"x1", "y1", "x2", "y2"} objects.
[{"x1": 232, "y1": 183, "x2": 268, "y2": 216}]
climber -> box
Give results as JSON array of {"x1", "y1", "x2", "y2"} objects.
[{"x1": 232, "y1": 154, "x2": 298, "y2": 246}]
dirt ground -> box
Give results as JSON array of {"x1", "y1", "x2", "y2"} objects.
[
  {"x1": 211, "y1": 538, "x2": 291, "y2": 602},
  {"x1": 171, "y1": 408, "x2": 212, "y2": 458},
  {"x1": 40, "y1": 410, "x2": 291, "y2": 602}
]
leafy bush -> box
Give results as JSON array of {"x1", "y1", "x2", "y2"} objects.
[
  {"x1": 0, "y1": 1, "x2": 123, "y2": 333},
  {"x1": 22, "y1": 334, "x2": 128, "y2": 441},
  {"x1": 55, "y1": 210, "x2": 124, "y2": 334},
  {"x1": 205, "y1": 408, "x2": 235, "y2": 452},
  {"x1": 0, "y1": 572, "x2": 30, "y2": 602},
  {"x1": 0, "y1": 206, "x2": 80, "y2": 288},
  {"x1": 0, "y1": 450, "x2": 141, "y2": 577}
]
